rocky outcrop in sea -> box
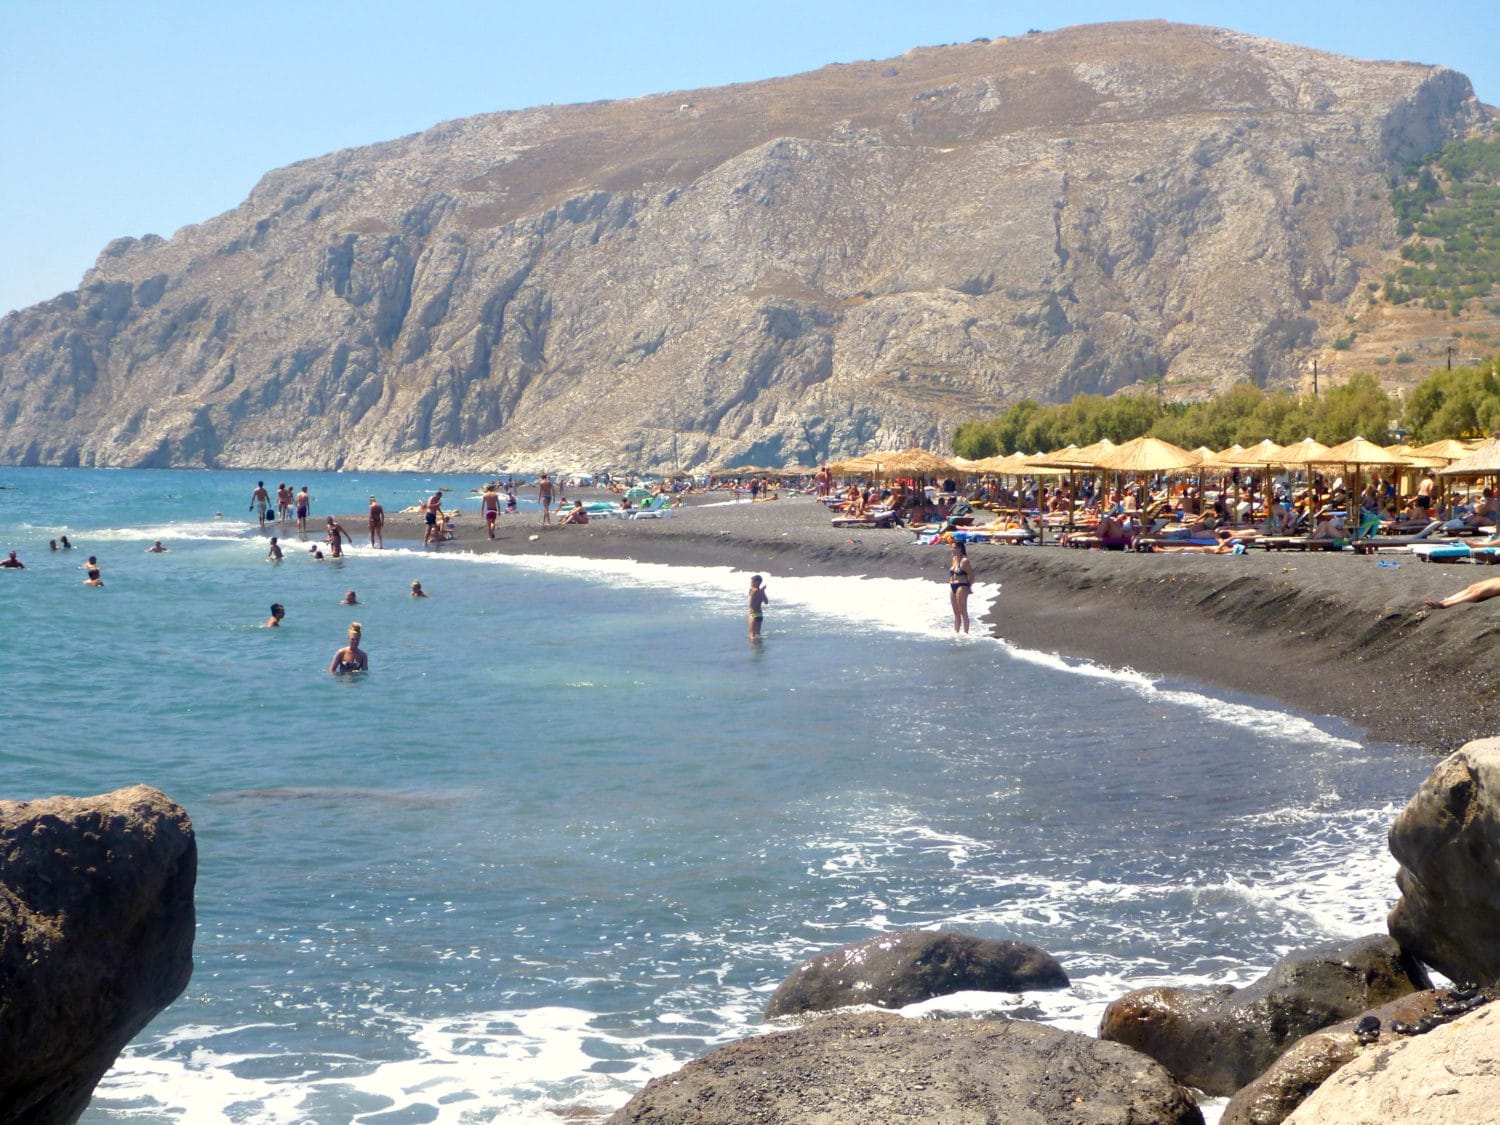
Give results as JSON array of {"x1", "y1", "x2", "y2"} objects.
[{"x1": 0, "y1": 785, "x2": 196, "y2": 1124}]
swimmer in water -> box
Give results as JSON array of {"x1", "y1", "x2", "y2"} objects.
[
  {"x1": 146, "y1": 540, "x2": 168, "y2": 553},
  {"x1": 82, "y1": 566, "x2": 104, "y2": 587},
  {"x1": 267, "y1": 537, "x2": 283, "y2": 561},
  {"x1": 59, "y1": 536, "x2": 73, "y2": 549},
  {"x1": 264, "y1": 603, "x2": 285, "y2": 627},
  {"x1": 410, "y1": 580, "x2": 428, "y2": 598},
  {"x1": 329, "y1": 623, "x2": 368, "y2": 675},
  {"x1": 341, "y1": 590, "x2": 359, "y2": 606}
]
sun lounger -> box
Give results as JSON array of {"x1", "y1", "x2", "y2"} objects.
[
  {"x1": 1256, "y1": 536, "x2": 1346, "y2": 551},
  {"x1": 1411, "y1": 542, "x2": 1500, "y2": 564},
  {"x1": 832, "y1": 510, "x2": 901, "y2": 529},
  {"x1": 629, "y1": 497, "x2": 675, "y2": 518},
  {"x1": 1351, "y1": 520, "x2": 1443, "y2": 554}
]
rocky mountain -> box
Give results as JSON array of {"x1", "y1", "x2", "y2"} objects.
[{"x1": 0, "y1": 21, "x2": 1488, "y2": 471}]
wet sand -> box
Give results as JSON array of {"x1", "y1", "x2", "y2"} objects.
[{"x1": 364, "y1": 494, "x2": 1499, "y2": 751}]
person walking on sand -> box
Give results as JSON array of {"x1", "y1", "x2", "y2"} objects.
[
  {"x1": 537, "y1": 474, "x2": 554, "y2": 525},
  {"x1": 948, "y1": 539, "x2": 974, "y2": 634},
  {"x1": 277, "y1": 483, "x2": 294, "y2": 523},
  {"x1": 250, "y1": 480, "x2": 271, "y2": 526},
  {"x1": 1425, "y1": 576, "x2": 1500, "y2": 610},
  {"x1": 482, "y1": 484, "x2": 501, "y2": 539},
  {"x1": 423, "y1": 491, "x2": 444, "y2": 547},
  {"x1": 368, "y1": 496, "x2": 385, "y2": 548},
  {"x1": 748, "y1": 574, "x2": 769, "y2": 641},
  {"x1": 295, "y1": 486, "x2": 311, "y2": 534},
  {"x1": 329, "y1": 623, "x2": 368, "y2": 675}
]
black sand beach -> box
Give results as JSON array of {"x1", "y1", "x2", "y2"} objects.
[{"x1": 365, "y1": 494, "x2": 1498, "y2": 751}]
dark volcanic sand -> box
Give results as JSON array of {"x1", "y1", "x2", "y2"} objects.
[{"x1": 361, "y1": 494, "x2": 1498, "y2": 752}]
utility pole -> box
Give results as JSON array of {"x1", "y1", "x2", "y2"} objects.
[
  {"x1": 1311, "y1": 357, "x2": 1319, "y2": 396},
  {"x1": 1447, "y1": 345, "x2": 1454, "y2": 371}
]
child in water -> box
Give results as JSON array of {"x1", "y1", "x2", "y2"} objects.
[{"x1": 748, "y1": 574, "x2": 768, "y2": 640}]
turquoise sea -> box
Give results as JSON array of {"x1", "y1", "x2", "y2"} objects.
[{"x1": 0, "y1": 468, "x2": 1434, "y2": 1122}]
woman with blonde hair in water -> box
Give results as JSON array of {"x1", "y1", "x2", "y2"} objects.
[{"x1": 329, "y1": 623, "x2": 368, "y2": 675}]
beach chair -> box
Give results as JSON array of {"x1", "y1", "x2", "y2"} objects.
[
  {"x1": 833, "y1": 509, "x2": 902, "y2": 529},
  {"x1": 629, "y1": 497, "x2": 674, "y2": 518},
  {"x1": 1351, "y1": 520, "x2": 1442, "y2": 554}
]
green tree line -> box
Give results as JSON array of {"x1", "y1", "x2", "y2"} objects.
[{"x1": 951, "y1": 359, "x2": 1500, "y2": 457}]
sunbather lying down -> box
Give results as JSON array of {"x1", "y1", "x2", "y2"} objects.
[
  {"x1": 1425, "y1": 575, "x2": 1500, "y2": 610},
  {"x1": 1150, "y1": 529, "x2": 1247, "y2": 554}
]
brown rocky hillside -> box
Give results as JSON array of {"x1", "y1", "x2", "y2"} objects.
[{"x1": 0, "y1": 21, "x2": 1489, "y2": 470}]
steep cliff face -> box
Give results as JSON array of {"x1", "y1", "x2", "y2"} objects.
[{"x1": 0, "y1": 21, "x2": 1487, "y2": 470}]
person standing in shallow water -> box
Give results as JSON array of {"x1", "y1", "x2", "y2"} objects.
[
  {"x1": 368, "y1": 496, "x2": 385, "y2": 549},
  {"x1": 250, "y1": 480, "x2": 270, "y2": 526},
  {"x1": 748, "y1": 574, "x2": 769, "y2": 641},
  {"x1": 329, "y1": 623, "x2": 367, "y2": 675},
  {"x1": 948, "y1": 539, "x2": 974, "y2": 634}
]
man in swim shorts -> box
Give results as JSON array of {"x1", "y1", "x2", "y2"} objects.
[
  {"x1": 250, "y1": 480, "x2": 271, "y2": 526},
  {"x1": 748, "y1": 574, "x2": 768, "y2": 640},
  {"x1": 537, "y1": 474, "x2": 554, "y2": 525},
  {"x1": 481, "y1": 485, "x2": 501, "y2": 539},
  {"x1": 368, "y1": 496, "x2": 385, "y2": 549},
  {"x1": 295, "y1": 487, "x2": 310, "y2": 534}
]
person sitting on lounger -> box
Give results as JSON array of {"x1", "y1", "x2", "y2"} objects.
[
  {"x1": 1308, "y1": 511, "x2": 1342, "y2": 540},
  {"x1": 1425, "y1": 575, "x2": 1500, "y2": 609},
  {"x1": 558, "y1": 500, "x2": 590, "y2": 525},
  {"x1": 1461, "y1": 488, "x2": 1497, "y2": 529}
]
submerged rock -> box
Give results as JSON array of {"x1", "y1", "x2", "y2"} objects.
[
  {"x1": 0, "y1": 785, "x2": 196, "y2": 1124},
  {"x1": 608, "y1": 1010, "x2": 1203, "y2": 1124},
  {"x1": 1388, "y1": 736, "x2": 1500, "y2": 985},
  {"x1": 763, "y1": 929, "x2": 1068, "y2": 1018},
  {"x1": 1098, "y1": 934, "x2": 1429, "y2": 1096}
]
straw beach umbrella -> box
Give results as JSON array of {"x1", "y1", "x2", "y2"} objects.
[
  {"x1": 1096, "y1": 436, "x2": 1201, "y2": 474},
  {"x1": 1438, "y1": 435, "x2": 1500, "y2": 477},
  {"x1": 879, "y1": 448, "x2": 956, "y2": 478},
  {"x1": 1308, "y1": 436, "x2": 1415, "y2": 539}
]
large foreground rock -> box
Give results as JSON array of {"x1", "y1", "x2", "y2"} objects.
[
  {"x1": 1285, "y1": 998, "x2": 1500, "y2": 1122},
  {"x1": 1220, "y1": 988, "x2": 1453, "y2": 1124},
  {"x1": 1099, "y1": 934, "x2": 1429, "y2": 1097},
  {"x1": 1388, "y1": 736, "x2": 1500, "y2": 985},
  {"x1": 0, "y1": 786, "x2": 196, "y2": 1124},
  {"x1": 764, "y1": 930, "x2": 1068, "y2": 1018},
  {"x1": 608, "y1": 1010, "x2": 1203, "y2": 1124}
]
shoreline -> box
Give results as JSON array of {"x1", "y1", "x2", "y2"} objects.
[{"x1": 349, "y1": 495, "x2": 1497, "y2": 751}]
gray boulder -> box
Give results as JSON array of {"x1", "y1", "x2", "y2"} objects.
[
  {"x1": 1388, "y1": 736, "x2": 1500, "y2": 985},
  {"x1": 1098, "y1": 934, "x2": 1429, "y2": 1096},
  {"x1": 0, "y1": 786, "x2": 196, "y2": 1124},
  {"x1": 1285, "y1": 996, "x2": 1500, "y2": 1122},
  {"x1": 764, "y1": 929, "x2": 1068, "y2": 1018},
  {"x1": 1220, "y1": 988, "x2": 1453, "y2": 1124},
  {"x1": 608, "y1": 1010, "x2": 1203, "y2": 1124}
]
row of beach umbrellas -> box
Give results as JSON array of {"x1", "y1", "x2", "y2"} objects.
[{"x1": 799, "y1": 435, "x2": 1500, "y2": 478}]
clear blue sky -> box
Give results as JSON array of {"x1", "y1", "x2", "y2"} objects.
[{"x1": 2, "y1": 0, "x2": 1494, "y2": 316}]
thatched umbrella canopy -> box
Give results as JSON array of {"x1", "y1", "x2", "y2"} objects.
[
  {"x1": 1197, "y1": 444, "x2": 1247, "y2": 468},
  {"x1": 825, "y1": 455, "x2": 885, "y2": 475},
  {"x1": 1025, "y1": 444, "x2": 1086, "y2": 468},
  {"x1": 1308, "y1": 437, "x2": 1418, "y2": 538},
  {"x1": 1241, "y1": 438, "x2": 1286, "y2": 465},
  {"x1": 1416, "y1": 437, "x2": 1482, "y2": 463},
  {"x1": 1438, "y1": 436, "x2": 1500, "y2": 477},
  {"x1": 1096, "y1": 436, "x2": 1202, "y2": 474},
  {"x1": 878, "y1": 448, "x2": 957, "y2": 477},
  {"x1": 1275, "y1": 437, "x2": 1331, "y2": 466}
]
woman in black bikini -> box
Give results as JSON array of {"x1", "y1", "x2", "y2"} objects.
[
  {"x1": 948, "y1": 540, "x2": 974, "y2": 634},
  {"x1": 329, "y1": 623, "x2": 368, "y2": 675}
]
